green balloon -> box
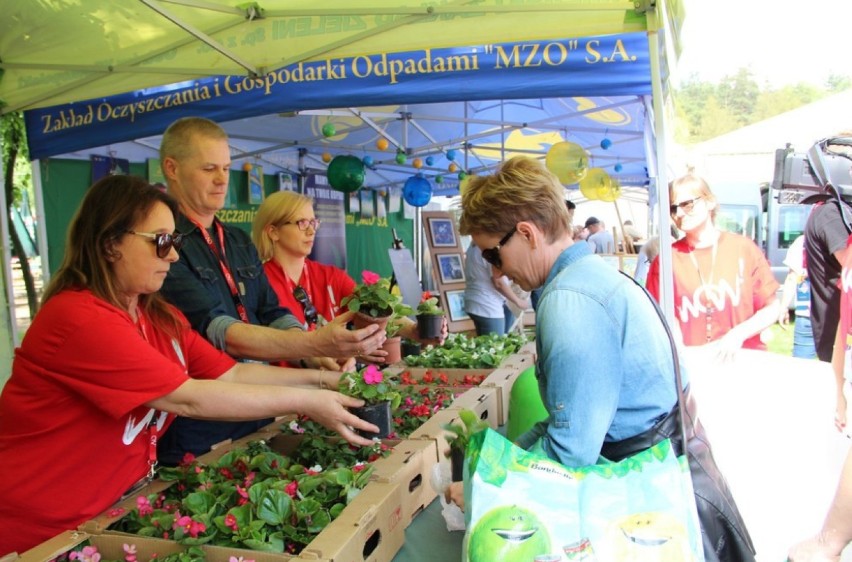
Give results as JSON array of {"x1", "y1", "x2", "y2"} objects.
[
  {"x1": 321, "y1": 122, "x2": 336, "y2": 137},
  {"x1": 395, "y1": 151, "x2": 407, "y2": 165},
  {"x1": 327, "y1": 155, "x2": 365, "y2": 193}
]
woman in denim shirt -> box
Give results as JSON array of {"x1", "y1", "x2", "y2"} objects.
[{"x1": 450, "y1": 156, "x2": 755, "y2": 562}]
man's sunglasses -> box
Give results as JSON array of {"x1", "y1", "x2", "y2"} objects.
[
  {"x1": 481, "y1": 226, "x2": 517, "y2": 269},
  {"x1": 128, "y1": 231, "x2": 184, "y2": 258},
  {"x1": 293, "y1": 285, "x2": 318, "y2": 326}
]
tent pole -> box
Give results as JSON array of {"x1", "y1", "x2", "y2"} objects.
[
  {"x1": 0, "y1": 155, "x2": 19, "y2": 349},
  {"x1": 647, "y1": 7, "x2": 675, "y2": 326}
]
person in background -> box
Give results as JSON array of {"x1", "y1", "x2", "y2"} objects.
[
  {"x1": 646, "y1": 174, "x2": 780, "y2": 360},
  {"x1": 632, "y1": 235, "x2": 660, "y2": 287},
  {"x1": 584, "y1": 216, "x2": 614, "y2": 254},
  {"x1": 157, "y1": 117, "x2": 385, "y2": 465},
  {"x1": 251, "y1": 190, "x2": 447, "y2": 362},
  {"x1": 464, "y1": 241, "x2": 530, "y2": 335},
  {"x1": 447, "y1": 156, "x2": 755, "y2": 560},
  {"x1": 787, "y1": 237, "x2": 852, "y2": 560},
  {"x1": 778, "y1": 234, "x2": 817, "y2": 359},
  {"x1": 0, "y1": 176, "x2": 377, "y2": 557}
]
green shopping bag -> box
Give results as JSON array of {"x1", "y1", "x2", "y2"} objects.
[{"x1": 462, "y1": 428, "x2": 703, "y2": 562}]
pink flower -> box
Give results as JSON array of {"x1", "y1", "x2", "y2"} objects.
[
  {"x1": 71, "y1": 546, "x2": 101, "y2": 562},
  {"x1": 285, "y1": 480, "x2": 299, "y2": 498},
  {"x1": 136, "y1": 496, "x2": 153, "y2": 517},
  {"x1": 107, "y1": 508, "x2": 126, "y2": 518},
  {"x1": 236, "y1": 485, "x2": 249, "y2": 506},
  {"x1": 123, "y1": 544, "x2": 137, "y2": 562},
  {"x1": 224, "y1": 513, "x2": 239, "y2": 531},
  {"x1": 174, "y1": 514, "x2": 206, "y2": 538},
  {"x1": 363, "y1": 365, "x2": 383, "y2": 385},
  {"x1": 362, "y1": 270, "x2": 380, "y2": 285}
]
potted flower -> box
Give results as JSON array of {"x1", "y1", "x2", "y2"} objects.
[
  {"x1": 443, "y1": 408, "x2": 490, "y2": 482},
  {"x1": 379, "y1": 300, "x2": 415, "y2": 365},
  {"x1": 338, "y1": 365, "x2": 402, "y2": 438},
  {"x1": 341, "y1": 271, "x2": 403, "y2": 330},
  {"x1": 415, "y1": 291, "x2": 445, "y2": 339}
]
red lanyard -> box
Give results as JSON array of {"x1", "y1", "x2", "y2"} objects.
[
  {"x1": 134, "y1": 310, "x2": 160, "y2": 481},
  {"x1": 188, "y1": 217, "x2": 250, "y2": 323}
]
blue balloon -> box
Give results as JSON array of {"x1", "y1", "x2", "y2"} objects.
[
  {"x1": 446, "y1": 149, "x2": 457, "y2": 161},
  {"x1": 614, "y1": 162, "x2": 623, "y2": 173},
  {"x1": 425, "y1": 156, "x2": 435, "y2": 166},
  {"x1": 362, "y1": 155, "x2": 374, "y2": 167},
  {"x1": 600, "y1": 138, "x2": 612, "y2": 150},
  {"x1": 403, "y1": 175, "x2": 432, "y2": 207}
]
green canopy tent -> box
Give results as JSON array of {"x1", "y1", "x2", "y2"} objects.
[{"x1": 0, "y1": 0, "x2": 685, "y2": 352}]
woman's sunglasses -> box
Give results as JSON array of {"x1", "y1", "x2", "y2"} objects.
[
  {"x1": 481, "y1": 226, "x2": 517, "y2": 269},
  {"x1": 293, "y1": 285, "x2": 319, "y2": 326},
  {"x1": 127, "y1": 231, "x2": 184, "y2": 258}
]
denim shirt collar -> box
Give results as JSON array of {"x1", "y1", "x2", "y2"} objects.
[{"x1": 543, "y1": 240, "x2": 592, "y2": 289}]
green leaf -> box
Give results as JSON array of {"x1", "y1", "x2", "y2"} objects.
[{"x1": 256, "y1": 489, "x2": 293, "y2": 525}]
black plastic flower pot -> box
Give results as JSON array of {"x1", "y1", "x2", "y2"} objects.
[
  {"x1": 417, "y1": 314, "x2": 444, "y2": 339},
  {"x1": 401, "y1": 339, "x2": 421, "y2": 357},
  {"x1": 450, "y1": 447, "x2": 465, "y2": 482},
  {"x1": 350, "y1": 400, "x2": 393, "y2": 439}
]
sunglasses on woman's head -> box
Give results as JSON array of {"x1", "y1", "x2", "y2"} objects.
[
  {"x1": 293, "y1": 285, "x2": 318, "y2": 326},
  {"x1": 127, "y1": 231, "x2": 184, "y2": 258},
  {"x1": 481, "y1": 226, "x2": 517, "y2": 269}
]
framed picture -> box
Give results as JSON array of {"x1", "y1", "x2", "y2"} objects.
[
  {"x1": 436, "y1": 253, "x2": 465, "y2": 284},
  {"x1": 428, "y1": 217, "x2": 457, "y2": 248},
  {"x1": 248, "y1": 165, "x2": 264, "y2": 205},
  {"x1": 444, "y1": 289, "x2": 469, "y2": 322}
]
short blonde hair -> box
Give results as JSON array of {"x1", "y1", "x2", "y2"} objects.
[
  {"x1": 669, "y1": 174, "x2": 717, "y2": 221},
  {"x1": 459, "y1": 156, "x2": 570, "y2": 242},
  {"x1": 251, "y1": 190, "x2": 314, "y2": 261}
]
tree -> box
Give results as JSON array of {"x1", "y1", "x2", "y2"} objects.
[{"x1": 0, "y1": 112, "x2": 39, "y2": 321}]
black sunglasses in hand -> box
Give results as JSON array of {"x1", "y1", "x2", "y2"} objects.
[{"x1": 293, "y1": 285, "x2": 318, "y2": 326}]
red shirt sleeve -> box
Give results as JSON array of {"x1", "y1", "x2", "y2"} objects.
[{"x1": 646, "y1": 255, "x2": 661, "y2": 302}]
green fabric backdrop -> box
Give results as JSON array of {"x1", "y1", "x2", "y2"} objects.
[{"x1": 40, "y1": 159, "x2": 414, "y2": 282}]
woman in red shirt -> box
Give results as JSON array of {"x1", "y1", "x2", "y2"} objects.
[
  {"x1": 251, "y1": 191, "x2": 446, "y2": 363},
  {"x1": 0, "y1": 176, "x2": 377, "y2": 556},
  {"x1": 646, "y1": 174, "x2": 780, "y2": 360}
]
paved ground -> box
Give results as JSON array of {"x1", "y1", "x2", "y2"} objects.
[{"x1": 685, "y1": 348, "x2": 851, "y2": 562}]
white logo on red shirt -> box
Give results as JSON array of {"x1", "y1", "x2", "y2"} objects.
[
  {"x1": 122, "y1": 409, "x2": 168, "y2": 446},
  {"x1": 677, "y1": 257, "x2": 744, "y2": 322}
]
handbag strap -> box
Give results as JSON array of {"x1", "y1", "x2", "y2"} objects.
[{"x1": 619, "y1": 271, "x2": 689, "y2": 450}]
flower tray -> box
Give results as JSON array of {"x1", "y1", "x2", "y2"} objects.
[
  {"x1": 79, "y1": 475, "x2": 404, "y2": 562},
  {"x1": 265, "y1": 434, "x2": 439, "y2": 530}
]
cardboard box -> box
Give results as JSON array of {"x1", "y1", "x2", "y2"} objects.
[
  {"x1": 448, "y1": 387, "x2": 500, "y2": 430},
  {"x1": 297, "y1": 481, "x2": 404, "y2": 562},
  {"x1": 481, "y1": 366, "x2": 526, "y2": 426},
  {"x1": 9, "y1": 530, "x2": 201, "y2": 562}
]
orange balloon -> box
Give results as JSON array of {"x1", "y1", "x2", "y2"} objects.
[
  {"x1": 242, "y1": 163, "x2": 253, "y2": 172},
  {"x1": 448, "y1": 163, "x2": 458, "y2": 173},
  {"x1": 413, "y1": 158, "x2": 423, "y2": 169},
  {"x1": 376, "y1": 138, "x2": 389, "y2": 151},
  {"x1": 322, "y1": 152, "x2": 332, "y2": 163}
]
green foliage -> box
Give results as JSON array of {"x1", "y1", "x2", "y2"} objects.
[
  {"x1": 404, "y1": 332, "x2": 527, "y2": 369},
  {"x1": 0, "y1": 111, "x2": 32, "y2": 206},
  {"x1": 443, "y1": 408, "x2": 490, "y2": 454},
  {"x1": 673, "y1": 66, "x2": 852, "y2": 144},
  {"x1": 416, "y1": 291, "x2": 443, "y2": 315}
]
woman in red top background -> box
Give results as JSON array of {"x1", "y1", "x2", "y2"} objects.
[
  {"x1": 646, "y1": 174, "x2": 780, "y2": 360},
  {"x1": 252, "y1": 191, "x2": 446, "y2": 364},
  {"x1": 0, "y1": 177, "x2": 378, "y2": 556}
]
